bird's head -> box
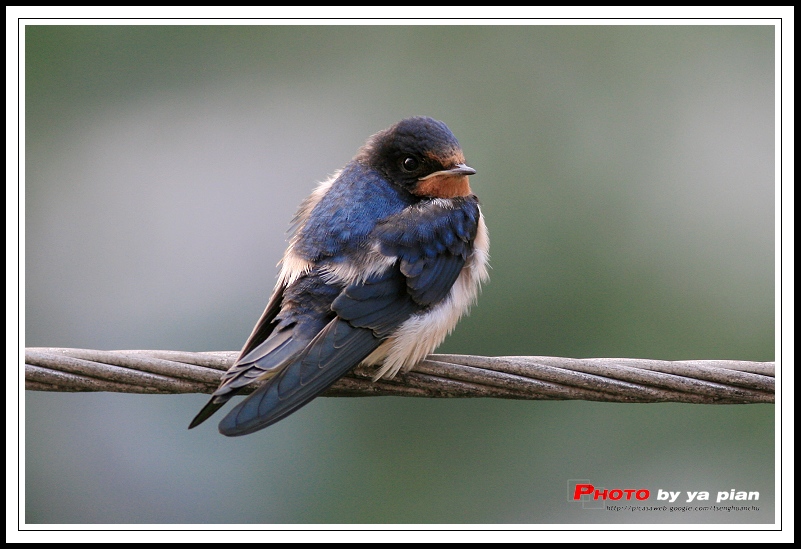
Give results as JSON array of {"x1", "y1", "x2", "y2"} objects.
[{"x1": 356, "y1": 116, "x2": 476, "y2": 199}]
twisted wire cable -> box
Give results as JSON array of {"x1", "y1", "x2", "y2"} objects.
[{"x1": 24, "y1": 348, "x2": 774, "y2": 404}]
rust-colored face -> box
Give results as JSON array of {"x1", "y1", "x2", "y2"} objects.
[
  {"x1": 414, "y1": 172, "x2": 472, "y2": 198},
  {"x1": 413, "y1": 151, "x2": 476, "y2": 198}
]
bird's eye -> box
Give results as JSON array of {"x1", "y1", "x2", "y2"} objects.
[{"x1": 401, "y1": 156, "x2": 420, "y2": 172}]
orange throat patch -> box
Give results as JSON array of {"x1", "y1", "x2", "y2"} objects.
[{"x1": 414, "y1": 174, "x2": 472, "y2": 198}]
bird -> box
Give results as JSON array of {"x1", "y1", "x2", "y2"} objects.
[{"x1": 189, "y1": 116, "x2": 489, "y2": 436}]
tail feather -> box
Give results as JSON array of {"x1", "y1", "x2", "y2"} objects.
[
  {"x1": 188, "y1": 398, "x2": 228, "y2": 429},
  {"x1": 187, "y1": 325, "x2": 315, "y2": 430}
]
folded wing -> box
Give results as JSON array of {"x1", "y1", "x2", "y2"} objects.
[{"x1": 191, "y1": 197, "x2": 481, "y2": 435}]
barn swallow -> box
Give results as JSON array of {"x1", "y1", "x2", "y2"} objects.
[{"x1": 189, "y1": 116, "x2": 489, "y2": 436}]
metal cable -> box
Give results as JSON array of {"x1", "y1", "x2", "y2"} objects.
[{"x1": 23, "y1": 347, "x2": 774, "y2": 404}]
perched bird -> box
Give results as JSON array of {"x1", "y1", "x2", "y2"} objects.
[{"x1": 189, "y1": 116, "x2": 489, "y2": 436}]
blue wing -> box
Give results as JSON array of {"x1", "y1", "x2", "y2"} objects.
[
  {"x1": 190, "y1": 194, "x2": 481, "y2": 435},
  {"x1": 215, "y1": 266, "x2": 414, "y2": 435},
  {"x1": 187, "y1": 281, "x2": 312, "y2": 429},
  {"x1": 217, "y1": 318, "x2": 379, "y2": 435},
  {"x1": 374, "y1": 196, "x2": 480, "y2": 307}
]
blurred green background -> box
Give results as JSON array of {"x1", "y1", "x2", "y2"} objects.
[{"x1": 24, "y1": 25, "x2": 775, "y2": 524}]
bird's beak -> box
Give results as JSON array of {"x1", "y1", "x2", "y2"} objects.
[{"x1": 418, "y1": 163, "x2": 477, "y2": 180}]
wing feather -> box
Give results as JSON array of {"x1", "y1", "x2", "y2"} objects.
[
  {"x1": 217, "y1": 319, "x2": 380, "y2": 435},
  {"x1": 191, "y1": 195, "x2": 482, "y2": 434}
]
